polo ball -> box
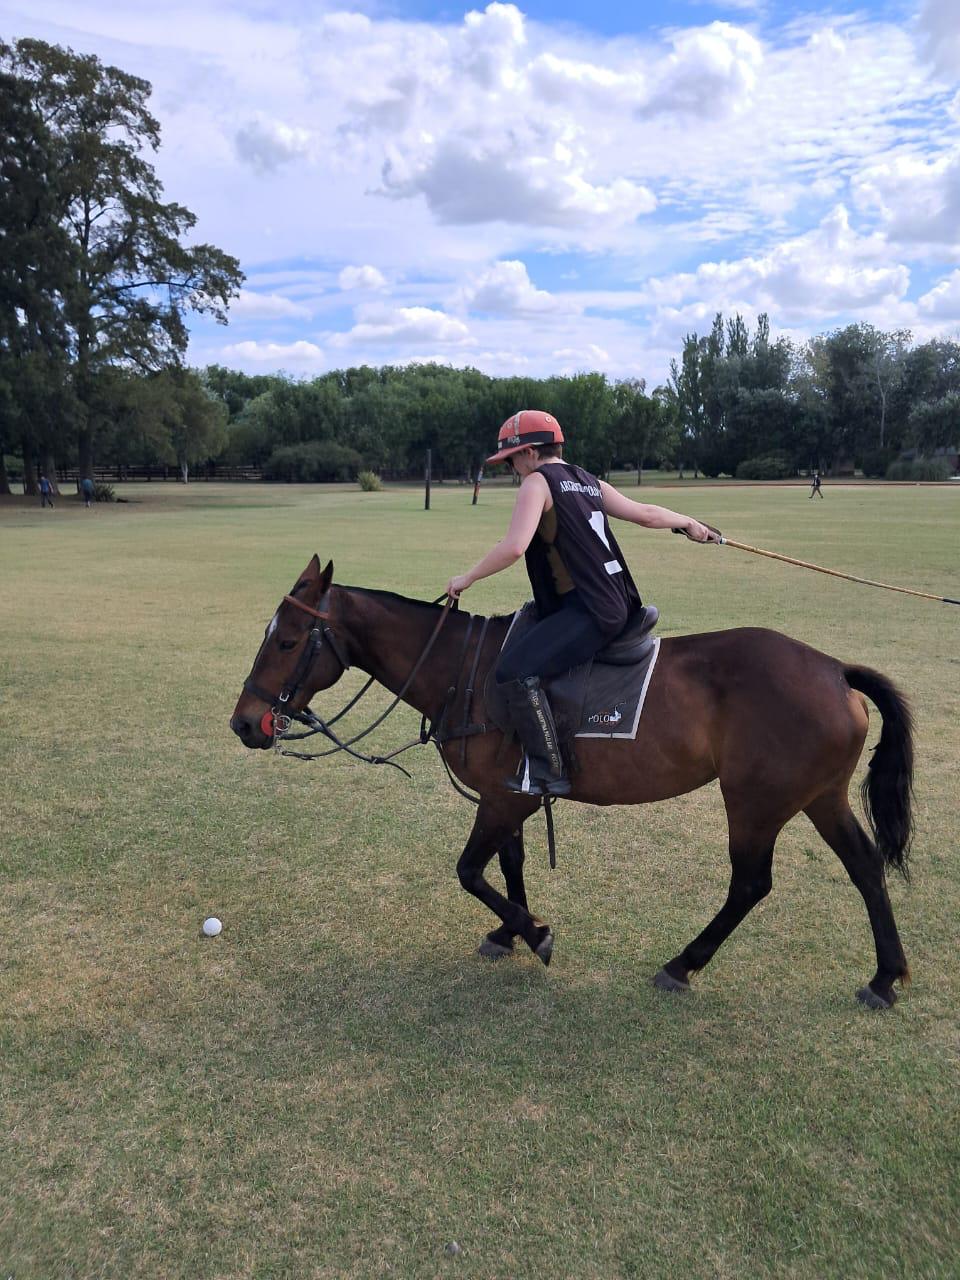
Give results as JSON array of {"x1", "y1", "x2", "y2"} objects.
[{"x1": 202, "y1": 917, "x2": 223, "y2": 937}]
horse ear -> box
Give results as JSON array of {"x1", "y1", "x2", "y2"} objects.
[{"x1": 290, "y1": 554, "x2": 331, "y2": 600}]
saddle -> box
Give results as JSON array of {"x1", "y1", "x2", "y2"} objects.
[{"x1": 485, "y1": 603, "x2": 662, "y2": 747}]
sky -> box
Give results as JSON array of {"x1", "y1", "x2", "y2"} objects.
[{"x1": 2, "y1": 0, "x2": 959, "y2": 385}]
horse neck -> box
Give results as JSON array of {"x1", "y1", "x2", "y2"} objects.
[{"x1": 335, "y1": 588, "x2": 471, "y2": 720}]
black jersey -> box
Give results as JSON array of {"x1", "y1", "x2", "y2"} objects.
[{"x1": 524, "y1": 462, "x2": 641, "y2": 637}]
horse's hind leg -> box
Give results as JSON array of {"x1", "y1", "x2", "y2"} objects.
[
  {"x1": 479, "y1": 830, "x2": 529, "y2": 959},
  {"x1": 655, "y1": 813, "x2": 780, "y2": 994},
  {"x1": 804, "y1": 793, "x2": 909, "y2": 1009},
  {"x1": 458, "y1": 801, "x2": 552, "y2": 964}
]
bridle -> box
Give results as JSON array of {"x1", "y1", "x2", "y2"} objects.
[
  {"x1": 242, "y1": 591, "x2": 351, "y2": 718},
  {"x1": 241, "y1": 589, "x2": 459, "y2": 776}
]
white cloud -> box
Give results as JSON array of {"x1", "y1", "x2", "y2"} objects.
[
  {"x1": 644, "y1": 206, "x2": 909, "y2": 319},
  {"x1": 321, "y1": 12, "x2": 372, "y2": 38},
  {"x1": 379, "y1": 133, "x2": 656, "y2": 229},
  {"x1": 230, "y1": 290, "x2": 312, "y2": 320},
  {"x1": 338, "y1": 265, "x2": 388, "y2": 292},
  {"x1": 918, "y1": 270, "x2": 960, "y2": 319},
  {"x1": 918, "y1": 0, "x2": 960, "y2": 78},
  {"x1": 852, "y1": 147, "x2": 960, "y2": 247},
  {"x1": 234, "y1": 118, "x2": 312, "y2": 173},
  {"x1": 475, "y1": 349, "x2": 532, "y2": 369},
  {"x1": 328, "y1": 305, "x2": 472, "y2": 348},
  {"x1": 459, "y1": 260, "x2": 579, "y2": 315},
  {"x1": 640, "y1": 22, "x2": 763, "y2": 118},
  {"x1": 527, "y1": 51, "x2": 647, "y2": 111},
  {"x1": 459, "y1": 1, "x2": 527, "y2": 90},
  {"x1": 221, "y1": 340, "x2": 325, "y2": 367},
  {"x1": 553, "y1": 344, "x2": 611, "y2": 372}
]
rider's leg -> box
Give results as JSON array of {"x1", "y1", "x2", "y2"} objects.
[{"x1": 495, "y1": 594, "x2": 607, "y2": 797}]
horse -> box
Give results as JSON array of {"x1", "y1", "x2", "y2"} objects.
[{"x1": 230, "y1": 556, "x2": 914, "y2": 1010}]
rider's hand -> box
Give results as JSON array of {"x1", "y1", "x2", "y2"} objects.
[
  {"x1": 447, "y1": 573, "x2": 472, "y2": 599},
  {"x1": 686, "y1": 519, "x2": 720, "y2": 543}
]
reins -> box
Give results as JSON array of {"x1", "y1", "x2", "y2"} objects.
[
  {"x1": 244, "y1": 587, "x2": 560, "y2": 869},
  {"x1": 267, "y1": 593, "x2": 459, "y2": 774}
]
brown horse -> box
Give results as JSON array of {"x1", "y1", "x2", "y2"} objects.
[{"x1": 230, "y1": 556, "x2": 914, "y2": 1010}]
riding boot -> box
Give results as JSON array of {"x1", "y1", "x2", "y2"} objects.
[{"x1": 502, "y1": 676, "x2": 571, "y2": 798}]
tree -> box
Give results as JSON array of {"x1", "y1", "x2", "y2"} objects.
[
  {"x1": 668, "y1": 338, "x2": 706, "y2": 476},
  {"x1": 546, "y1": 372, "x2": 613, "y2": 475},
  {"x1": 610, "y1": 378, "x2": 659, "y2": 483},
  {"x1": 869, "y1": 327, "x2": 911, "y2": 450},
  {"x1": 157, "y1": 371, "x2": 228, "y2": 481},
  {"x1": 0, "y1": 39, "x2": 243, "y2": 479},
  {"x1": 896, "y1": 339, "x2": 960, "y2": 456},
  {"x1": 0, "y1": 59, "x2": 76, "y2": 491},
  {"x1": 804, "y1": 324, "x2": 909, "y2": 470}
]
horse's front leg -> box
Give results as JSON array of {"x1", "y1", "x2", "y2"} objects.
[
  {"x1": 458, "y1": 798, "x2": 552, "y2": 964},
  {"x1": 478, "y1": 828, "x2": 529, "y2": 959}
]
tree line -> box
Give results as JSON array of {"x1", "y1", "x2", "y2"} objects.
[
  {"x1": 200, "y1": 317, "x2": 959, "y2": 483},
  {"x1": 2, "y1": 40, "x2": 957, "y2": 494}
]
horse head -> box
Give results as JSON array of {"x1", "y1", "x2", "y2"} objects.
[{"x1": 230, "y1": 555, "x2": 347, "y2": 749}]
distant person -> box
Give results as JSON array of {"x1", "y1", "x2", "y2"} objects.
[
  {"x1": 810, "y1": 471, "x2": 823, "y2": 499},
  {"x1": 82, "y1": 475, "x2": 95, "y2": 508},
  {"x1": 39, "y1": 474, "x2": 54, "y2": 508}
]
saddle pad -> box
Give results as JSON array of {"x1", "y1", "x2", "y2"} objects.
[
  {"x1": 485, "y1": 607, "x2": 662, "y2": 745},
  {"x1": 574, "y1": 637, "x2": 660, "y2": 739}
]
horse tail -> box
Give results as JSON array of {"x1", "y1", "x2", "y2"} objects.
[{"x1": 844, "y1": 665, "x2": 914, "y2": 880}]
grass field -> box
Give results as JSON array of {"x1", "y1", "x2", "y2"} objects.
[{"x1": 2, "y1": 480, "x2": 959, "y2": 1279}]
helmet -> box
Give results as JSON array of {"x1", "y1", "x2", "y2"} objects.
[{"x1": 486, "y1": 410, "x2": 564, "y2": 465}]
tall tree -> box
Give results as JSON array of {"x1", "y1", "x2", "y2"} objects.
[
  {"x1": 668, "y1": 337, "x2": 706, "y2": 475},
  {"x1": 1, "y1": 39, "x2": 243, "y2": 479},
  {"x1": 0, "y1": 60, "x2": 75, "y2": 491}
]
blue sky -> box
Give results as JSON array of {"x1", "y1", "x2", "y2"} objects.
[{"x1": 2, "y1": 0, "x2": 958, "y2": 383}]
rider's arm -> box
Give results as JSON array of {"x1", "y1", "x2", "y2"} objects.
[
  {"x1": 447, "y1": 473, "x2": 549, "y2": 597},
  {"x1": 599, "y1": 481, "x2": 717, "y2": 542}
]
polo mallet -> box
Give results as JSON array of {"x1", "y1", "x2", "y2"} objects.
[{"x1": 672, "y1": 527, "x2": 960, "y2": 606}]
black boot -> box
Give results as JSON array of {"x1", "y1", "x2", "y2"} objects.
[{"x1": 502, "y1": 676, "x2": 571, "y2": 797}]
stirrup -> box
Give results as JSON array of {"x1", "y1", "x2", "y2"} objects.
[{"x1": 504, "y1": 754, "x2": 571, "y2": 798}]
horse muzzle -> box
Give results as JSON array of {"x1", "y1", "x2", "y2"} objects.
[{"x1": 230, "y1": 710, "x2": 273, "y2": 749}]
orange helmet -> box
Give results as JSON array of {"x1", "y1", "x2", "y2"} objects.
[{"x1": 486, "y1": 410, "x2": 564, "y2": 465}]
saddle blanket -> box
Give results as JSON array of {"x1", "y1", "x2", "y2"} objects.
[
  {"x1": 573, "y1": 637, "x2": 660, "y2": 739},
  {"x1": 485, "y1": 604, "x2": 661, "y2": 744}
]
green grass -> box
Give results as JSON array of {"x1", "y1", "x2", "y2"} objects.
[{"x1": 2, "y1": 481, "x2": 959, "y2": 1279}]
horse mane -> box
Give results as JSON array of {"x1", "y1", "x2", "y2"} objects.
[{"x1": 341, "y1": 585, "x2": 515, "y2": 624}]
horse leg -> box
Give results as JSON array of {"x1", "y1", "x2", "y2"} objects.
[
  {"x1": 655, "y1": 816, "x2": 779, "y2": 994},
  {"x1": 804, "y1": 793, "x2": 909, "y2": 1009},
  {"x1": 458, "y1": 804, "x2": 552, "y2": 964},
  {"x1": 479, "y1": 830, "x2": 529, "y2": 959}
]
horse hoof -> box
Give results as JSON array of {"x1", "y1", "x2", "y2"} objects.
[
  {"x1": 534, "y1": 931, "x2": 554, "y2": 967},
  {"x1": 857, "y1": 985, "x2": 894, "y2": 1010},
  {"x1": 478, "y1": 937, "x2": 514, "y2": 959},
  {"x1": 654, "y1": 968, "x2": 690, "y2": 994}
]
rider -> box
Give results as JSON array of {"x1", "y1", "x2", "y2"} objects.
[{"x1": 446, "y1": 410, "x2": 719, "y2": 797}]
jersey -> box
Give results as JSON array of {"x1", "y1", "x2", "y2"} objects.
[{"x1": 524, "y1": 462, "x2": 641, "y2": 637}]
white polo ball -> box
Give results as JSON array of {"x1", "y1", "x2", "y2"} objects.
[{"x1": 202, "y1": 916, "x2": 223, "y2": 937}]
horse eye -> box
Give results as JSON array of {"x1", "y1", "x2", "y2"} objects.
[{"x1": 277, "y1": 638, "x2": 297, "y2": 651}]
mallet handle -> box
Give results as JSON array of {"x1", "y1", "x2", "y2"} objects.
[{"x1": 671, "y1": 527, "x2": 959, "y2": 604}]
